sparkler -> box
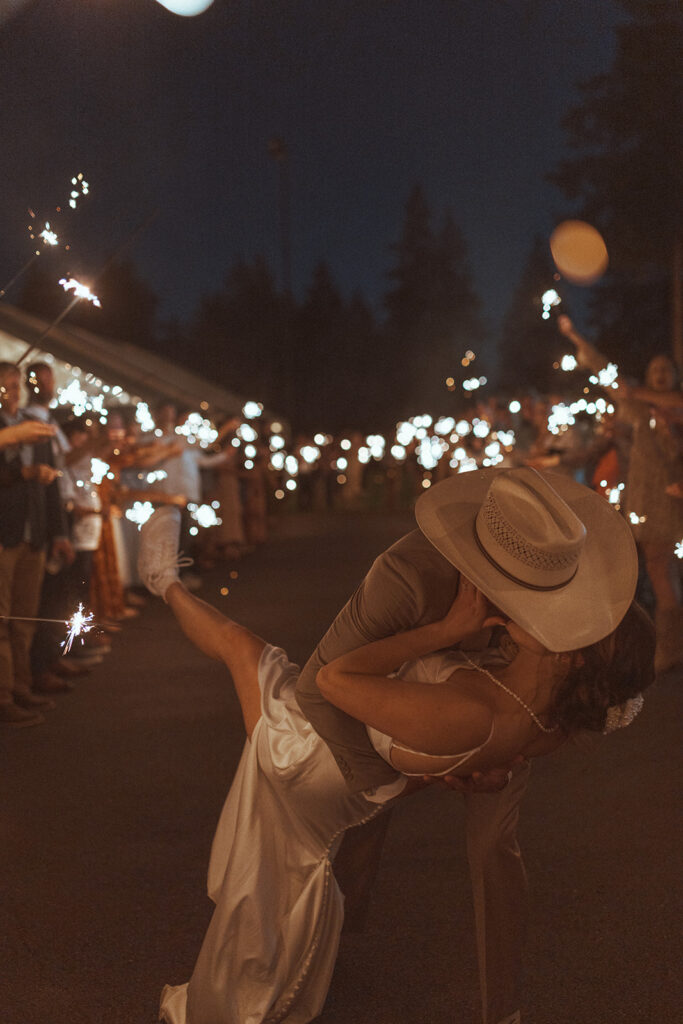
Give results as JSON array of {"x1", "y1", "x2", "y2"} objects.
[
  {"x1": 1, "y1": 173, "x2": 89, "y2": 300},
  {"x1": 62, "y1": 603, "x2": 94, "y2": 653},
  {"x1": 188, "y1": 502, "x2": 222, "y2": 528},
  {"x1": 589, "y1": 363, "x2": 619, "y2": 389},
  {"x1": 541, "y1": 288, "x2": 562, "y2": 320},
  {"x1": 15, "y1": 209, "x2": 159, "y2": 367},
  {"x1": 125, "y1": 501, "x2": 156, "y2": 529},
  {"x1": 675, "y1": 540, "x2": 683, "y2": 560},
  {"x1": 59, "y1": 277, "x2": 101, "y2": 307},
  {"x1": 69, "y1": 173, "x2": 89, "y2": 210},
  {"x1": 38, "y1": 223, "x2": 59, "y2": 247}
]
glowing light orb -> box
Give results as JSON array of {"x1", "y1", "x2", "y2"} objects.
[
  {"x1": 153, "y1": 0, "x2": 215, "y2": 15},
  {"x1": 550, "y1": 220, "x2": 608, "y2": 285},
  {"x1": 242, "y1": 401, "x2": 263, "y2": 419}
]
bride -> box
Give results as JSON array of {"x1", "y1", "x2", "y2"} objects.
[{"x1": 139, "y1": 471, "x2": 654, "y2": 1024}]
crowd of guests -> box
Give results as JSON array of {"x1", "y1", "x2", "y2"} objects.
[
  {"x1": 0, "y1": 362, "x2": 269, "y2": 728},
  {"x1": 1, "y1": 317, "x2": 682, "y2": 728}
]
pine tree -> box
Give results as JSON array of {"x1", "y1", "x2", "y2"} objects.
[
  {"x1": 293, "y1": 261, "x2": 346, "y2": 432},
  {"x1": 190, "y1": 257, "x2": 286, "y2": 402},
  {"x1": 549, "y1": 0, "x2": 682, "y2": 372},
  {"x1": 383, "y1": 186, "x2": 487, "y2": 415},
  {"x1": 497, "y1": 238, "x2": 566, "y2": 395}
]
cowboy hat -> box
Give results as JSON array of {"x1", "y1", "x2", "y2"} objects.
[{"x1": 415, "y1": 466, "x2": 637, "y2": 652}]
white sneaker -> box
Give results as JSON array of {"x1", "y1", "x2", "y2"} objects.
[{"x1": 138, "y1": 507, "x2": 193, "y2": 600}]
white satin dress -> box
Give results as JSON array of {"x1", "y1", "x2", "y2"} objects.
[{"x1": 159, "y1": 645, "x2": 492, "y2": 1024}]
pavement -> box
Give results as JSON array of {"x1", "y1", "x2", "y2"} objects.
[{"x1": 1, "y1": 510, "x2": 681, "y2": 1024}]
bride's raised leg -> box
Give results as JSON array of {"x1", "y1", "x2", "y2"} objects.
[
  {"x1": 165, "y1": 582, "x2": 265, "y2": 738},
  {"x1": 138, "y1": 506, "x2": 265, "y2": 738}
]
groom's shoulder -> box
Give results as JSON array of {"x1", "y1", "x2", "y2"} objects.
[{"x1": 378, "y1": 528, "x2": 458, "y2": 582}]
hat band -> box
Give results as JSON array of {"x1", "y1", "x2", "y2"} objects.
[{"x1": 473, "y1": 521, "x2": 578, "y2": 592}]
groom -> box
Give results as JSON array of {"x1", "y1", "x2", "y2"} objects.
[{"x1": 295, "y1": 466, "x2": 637, "y2": 1024}]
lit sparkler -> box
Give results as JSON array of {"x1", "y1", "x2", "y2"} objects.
[
  {"x1": 589, "y1": 363, "x2": 619, "y2": 389},
  {"x1": 59, "y1": 277, "x2": 101, "y2": 307},
  {"x1": 541, "y1": 288, "x2": 562, "y2": 320},
  {"x1": 675, "y1": 540, "x2": 683, "y2": 560},
  {"x1": 125, "y1": 501, "x2": 156, "y2": 529},
  {"x1": 38, "y1": 223, "x2": 59, "y2": 247},
  {"x1": 69, "y1": 173, "x2": 89, "y2": 210},
  {"x1": 188, "y1": 502, "x2": 222, "y2": 528},
  {"x1": 61, "y1": 603, "x2": 94, "y2": 654}
]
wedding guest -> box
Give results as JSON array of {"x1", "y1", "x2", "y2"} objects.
[
  {"x1": 23, "y1": 362, "x2": 82, "y2": 691},
  {"x1": 558, "y1": 314, "x2": 683, "y2": 671},
  {"x1": 0, "y1": 362, "x2": 72, "y2": 725}
]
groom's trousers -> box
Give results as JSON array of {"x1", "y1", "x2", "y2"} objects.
[{"x1": 295, "y1": 528, "x2": 528, "y2": 1024}]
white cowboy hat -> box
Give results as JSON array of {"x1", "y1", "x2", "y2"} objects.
[{"x1": 415, "y1": 466, "x2": 637, "y2": 652}]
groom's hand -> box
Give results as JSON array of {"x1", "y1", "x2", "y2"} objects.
[{"x1": 422, "y1": 755, "x2": 528, "y2": 794}]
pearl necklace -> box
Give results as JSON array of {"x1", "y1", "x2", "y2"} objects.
[{"x1": 462, "y1": 655, "x2": 559, "y2": 734}]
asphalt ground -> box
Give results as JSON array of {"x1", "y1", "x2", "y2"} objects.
[{"x1": 2, "y1": 510, "x2": 681, "y2": 1024}]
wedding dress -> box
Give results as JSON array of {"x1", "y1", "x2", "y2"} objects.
[{"x1": 159, "y1": 645, "x2": 493, "y2": 1024}]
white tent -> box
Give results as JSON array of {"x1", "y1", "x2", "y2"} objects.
[{"x1": 0, "y1": 302, "x2": 263, "y2": 427}]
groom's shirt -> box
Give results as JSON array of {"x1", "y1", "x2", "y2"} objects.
[{"x1": 295, "y1": 529, "x2": 465, "y2": 793}]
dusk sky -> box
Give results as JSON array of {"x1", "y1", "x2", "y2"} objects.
[{"x1": 1, "y1": 0, "x2": 624, "y2": 334}]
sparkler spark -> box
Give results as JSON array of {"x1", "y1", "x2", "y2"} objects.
[
  {"x1": 59, "y1": 277, "x2": 101, "y2": 307},
  {"x1": 675, "y1": 540, "x2": 683, "y2": 560},
  {"x1": 188, "y1": 503, "x2": 223, "y2": 528},
  {"x1": 125, "y1": 501, "x2": 156, "y2": 529},
  {"x1": 541, "y1": 288, "x2": 562, "y2": 320},
  {"x1": 69, "y1": 173, "x2": 89, "y2": 209},
  {"x1": 62, "y1": 603, "x2": 94, "y2": 654},
  {"x1": 589, "y1": 363, "x2": 619, "y2": 388},
  {"x1": 39, "y1": 223, "x2": 59, "y2": 246}
]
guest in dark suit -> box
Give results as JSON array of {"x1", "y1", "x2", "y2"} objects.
[{"x1": 0, "y1": 362, "x2": 72, "y2": 727}]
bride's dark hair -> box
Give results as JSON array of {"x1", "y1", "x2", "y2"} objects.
[{"x1": 549, "y1": 602, "x2": 655, "y2": 733}]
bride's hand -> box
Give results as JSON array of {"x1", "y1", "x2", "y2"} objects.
[{"x1": 439, "y1": 577, "x2": 506, "y2": 643}]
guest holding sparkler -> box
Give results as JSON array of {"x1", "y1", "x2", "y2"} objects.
[
  {"x1": 0, "y1": 362, "x2": 72, "y2": 726},
  {"x1": 558, "y1": 314, "x2": 683, "y2": 672},
  {"x1": 23, "y1": 362, "x2": 84, "y2": 692},
  {"x1": 0, "y1": 418, "x2": 56, "y2": 449}
]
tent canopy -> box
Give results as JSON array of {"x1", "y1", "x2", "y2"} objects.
[{"x1": 0, "y1": 302, "x2": 262, "y2": 423}]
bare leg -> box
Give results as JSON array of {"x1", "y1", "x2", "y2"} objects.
[{"x1": 165, "y1": 581, "x2": 266, "y2": 739}]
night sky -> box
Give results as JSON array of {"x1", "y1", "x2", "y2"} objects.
[{"x1": 1, "y1": 0, "x2": 623, "y2": 334}]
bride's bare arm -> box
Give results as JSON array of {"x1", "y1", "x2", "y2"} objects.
[{"x1": 317, "y1": 583, "x2": 501, "y2": 756}]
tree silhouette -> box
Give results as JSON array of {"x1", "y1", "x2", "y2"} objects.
[
  {"x1": 383, "y1": 186, "x2": 486, "y2": 414},
  {"x1": 497, "y1": 238, "x2": 566, "y2": 394},
  {"x1": 549, "y1": 0, "x2": 682, "y2": 371},
  {"x1": 190, "y1": 256, "x2": 287, "y2": 403}
]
